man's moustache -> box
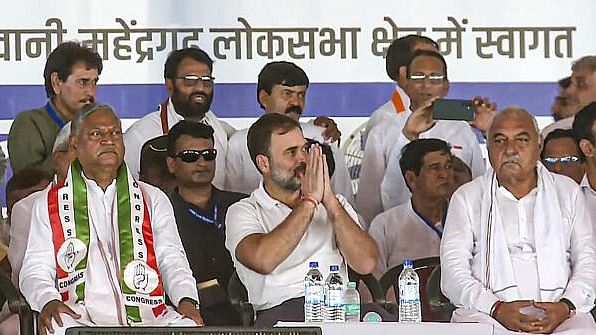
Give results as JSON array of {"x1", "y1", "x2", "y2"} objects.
[
  {"x1": 286, "y1": 106, "x2": 303, "y2": 115},
  {"x1": 503, "y1": 156, "x2": 520, "y2": 164}
]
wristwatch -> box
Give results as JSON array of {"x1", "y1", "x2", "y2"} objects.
[
  {"x1": 180, "y1": 297, "x2": 200, "y2": 310},
  {"x1": 559, "y1": 298, "x2": 576, "y2": 317}
]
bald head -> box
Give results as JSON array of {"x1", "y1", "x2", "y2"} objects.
[{"x1": 488, "y1": 107, "x2": 539, "y2": 141}]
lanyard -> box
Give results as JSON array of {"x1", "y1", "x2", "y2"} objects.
[
  {"x1": 45, "y1": 101, "x2": 65, "y2": 128},
  {"x1": 411, "y1": 200, "x2": 446, "y2": 239},
  {"x1": 188, "y1": 206, "x2": 221, "y2": 229}
]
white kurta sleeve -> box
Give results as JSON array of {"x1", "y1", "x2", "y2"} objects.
[
  {"x1": 440, "y1": 189, "x2": 498, "y2": 314},
  {"x1": 329, "y1": 145, "x2": 355, "y2": 206},
  {"x1": 380, "y1": 132, "x2": 412, "y2": 211},
  {"x1": 224, "y1": 132, "x2": 252, "y2": 194},
  {"x1": 19, "y1": 191, "x2": 62, "y2": 312},
  {"x1": 147, "y1": 184, "x2": 199, "y2": 306},
  {"x1": 464, "y1": 129, "x2": 486, "y2": 178},
  {"x1": 356, "y1": 125, "x2": 388, "y2": 228},
  {"x1": 562, "y1": 188, "x2": 596, "y2": 313}
]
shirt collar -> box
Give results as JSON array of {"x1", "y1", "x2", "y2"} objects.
[
  {"x1": 253, "y1": 181, "x2": 286, "y2": 210},
  {"x1": 580, "y1": 174, "x2": 596, "y2": 194}
]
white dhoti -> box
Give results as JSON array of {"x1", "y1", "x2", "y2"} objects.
[{"x1": 452, "y1": 308, "x2": 596, "y2": 335}]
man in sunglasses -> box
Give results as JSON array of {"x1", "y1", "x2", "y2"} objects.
[
  {"x1": 124, "y1": 48, "x2": 235, "y2": 188},
  {"x1": 541, "y1": 129, "x2": 585, "y2": 184},
  {"x1": 225, "y1": 113, "x2": 377, "y2": 326},
  {"x1": 225, "y1": 61, "x2": 354, "y2": 204},
  {"x1": 359, "y1": 50, "x2": 487, "y2": 227},
  {"x1": 166, "y1": 120, "x2": 247, "y2": 325}
]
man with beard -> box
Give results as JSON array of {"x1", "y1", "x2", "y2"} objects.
[
  {"x1": 225, "y1": 61, "x2": 353, "y2": 203},
  {"x1": 9, "y1": 41, "x2": 102, "y2": 176},
  {"x1": 441, "y1": 107, "x2": 596, "y2": 334},
  {"x1": 124, "y1": 48, "x2": 235, "y2": 188},
  {"x1": 225, "y1": 113, "x2": 377, "y2": 326}
]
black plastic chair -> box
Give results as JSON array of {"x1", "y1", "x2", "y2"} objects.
[
  {"x1": 379, "y1": 256, "x2": 442, "y2": 321},
  {"x1": 347, "y1": 267, "x2": 394, "y2": 313},
  {"x1": 227, "y1": 271, "x2": 255, "y2": 327},
  {"x1": 426, "y1": 264, "x2": 456, "y2": 321},
  {"x1": 0, "y1": 270, "x2": 36, "y2": 335}
]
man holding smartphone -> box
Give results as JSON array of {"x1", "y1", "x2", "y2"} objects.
[{"x1": 379, "y1": 50, "x2": 488, "y2": 211}]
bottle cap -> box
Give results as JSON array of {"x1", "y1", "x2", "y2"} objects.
[
  {"x1": 330, "y1": 265, "x2": 339, "y2": 272},
  {"x1": 309, "y1": 261, "x2": 318, "y2": 268},
  {"x1": 347, "y1": 281, "x2": 356, "y2": 289},
  {"x1": 363, "y1": 311, "x2": 382, "y2": 322},
  {"x1": 403, "y1": 259, "x2": 413, "y2": 268}
]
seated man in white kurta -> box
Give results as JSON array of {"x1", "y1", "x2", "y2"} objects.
[
  {"x1": 369, "y1": 138, "x2": 453, "y2": 279},
  {"x1": 441, "y1": 107, "x2": 596, "y2": 334},
  {"x1": 20, "y1": 103, "x2": 203, "y2": 335}
]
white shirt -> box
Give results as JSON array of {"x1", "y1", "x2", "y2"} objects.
[
  {"x1": 368, "y1": 200, "x2": 442, "y2": 278},
  {"x1": 380, "y1": 121, "x2": 486, "y2": 211},
  {"x1": 225, "y1": 183, "x2": 358, "y2": 311},
  {"x1": 224, "y1": 122, "x2": 354, "y2": 205},
  {"x1": 20, "y1": 176, "x2": 198, "y2": 325},
  {"x1": 123, "y1": 98, "x2": 235, "y2": 189},
  {"x1": 540, "y1": 116, "x2": 573, "y2": 139},
  {"x1": 363, "y1": 86, "x2": 411, "y2": 146},
  {"x1": 441, "y1": 172, "x2": 596, "y2": 314},
  {"x1": 580, "y1": 174, "x2": 596, "y2": 227},
  {"x1": 8, "y1": 189, "x2": 45, "y2": 287}
]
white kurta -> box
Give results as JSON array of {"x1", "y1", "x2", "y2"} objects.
[
  {"x1": 368, "y1": 200, "x2": 442, "y2": 278},
  {"x1": 8, "y1": 188, "x2": 46, "y2": 287},
  {"x1": 123, "y1": 98, "x2": 235, "y2": 188},
  {"x1": 20, "y1": 176, "x2": 199, "y2": 328},
  {"x1": 580, "y1": 175, "x2": 596, "y2": 227},
  {"x1": 224, "y1": 122, "x2": 354, "y2": 205},
  {"x1": 540, "y1": 116, "x2": 573, "y2": 140},
  {"x1": 440, "y1": 166, "x2": 596, "y2": 333},
  {"x1": 362, "y1": 86, "x2": 411, "y2": 146},
  {"x1": 225, "y1": 182, "x2": 359, "y2": 311}
]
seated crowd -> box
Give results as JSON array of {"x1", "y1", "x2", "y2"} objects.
[{"x1": 0, "y1": 35, "x2": 594, "y2": 335}]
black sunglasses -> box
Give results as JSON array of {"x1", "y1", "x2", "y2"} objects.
[{"x1": 172, "y1": 149, "x2": 217, "y2": 163}]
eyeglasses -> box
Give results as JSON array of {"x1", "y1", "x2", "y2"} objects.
[
  {"x1": 176, "y1": 75, "x2": 215, "y2": 87},
  {"x1": 542, "y1": 156, "x2": 580, "y2": 165},
  {"x1": 172, "y1": 149, "x2": 217, "y2": 163},
  {"x1": 408, "y1": 73, "x2": 446, "y2": 84}
]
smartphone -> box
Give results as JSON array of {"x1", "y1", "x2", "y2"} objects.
[{"x1": 432, "y1": 99, "x2": 475, "y2": 121}]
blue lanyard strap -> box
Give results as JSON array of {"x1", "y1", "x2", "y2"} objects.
[
  {"x1": 45, "y1": 102, "x2": 65, "y2": 128},
  {"x1": 188, "y1": 206, "x2": 221, "y2": 229},
  {"x1": 410, "y1": 200, "x2": 446, "y2": 239}
]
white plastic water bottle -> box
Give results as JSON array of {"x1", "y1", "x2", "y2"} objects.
[
  {"x1": 343, "y1": 281, "x2": 361, "y2": 322},
  {"x1": 398, "y1": 259, "x2": 421, "y2": 322},
  {"x1": 324, "y1": 264, "x2": 345, "y2": 322},
  {"x1": 304, "y1": 261, "x2": 324, "y2": 322}
]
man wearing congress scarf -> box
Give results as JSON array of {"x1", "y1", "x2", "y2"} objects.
[
  {"x1": 20, "y1": 103, "x2": 203, "y2": 335},
  {"x1": 441, "y1": 107, "x2": 596, "y2": 334}
]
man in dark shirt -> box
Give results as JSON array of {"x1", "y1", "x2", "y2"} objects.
[{"x1": 166, "y1": 120, "x2": 247, "y2": 325}]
